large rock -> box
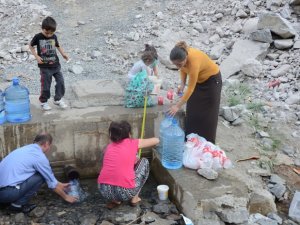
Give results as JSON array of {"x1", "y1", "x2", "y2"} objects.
[
  {"x1": 102, "y1": 205, "x2": 142, "y2": 224},
  {"x1": 285, "y1": 93, "x2": 300, "y2": 105},
  {"x1": 274, "y1": 39, "x2": 294, "y2": 49},
  {"x1": 249, "y1": 213, "x2": 278, "y2": 225},
  {"x1": 243, "y1": 17, "x2": 259, "y2": 34},
  {"x1": 249, "y1": 189, "x2": 277, "y2": 215},
  {"x1": 220, "y1": 40, "x2": 269, "y2": 79},
  {"x1": 79, "y1": 213, "x2": 98, "y2": 225},
  {"x1": 209, "y1": 42, "x2": 225, "y2": 60},
  {"x1": 241, "y1": 59, "x2": 263, "y2": 78},
  {"x1": 70, "y1": 79, "x2": 125, "y2": 108},
  {"x1": 257, "y1": 12, "x2": 297, "y2": 38},
  {"x1": 270, "y1": 64, "x2": 291, "y2": 77},
  {"x1": 141, "y1": 212, "x2": 176, "y2": 225},
  {"x1": 294, "y1": 40, "x2": 300, "y2": 49},
  {"x1": 250, "y1": 29, "x2": 273, "y2": 43},
  {"x1": 290, "y1": 0, "x2": 300, "y2": 14},
  {"x1": 206, "y1": 195, "x2": 249, "y2": 224}
]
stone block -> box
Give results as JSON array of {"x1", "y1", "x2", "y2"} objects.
[
  {"x1": 70, "y1": 79, "x2": 125, "y2": 108},
  {"x1": 249, "y1": 189, "x2": 277, "y2": 215}
]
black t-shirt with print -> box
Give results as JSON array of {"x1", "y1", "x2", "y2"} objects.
[{"x1": 30, "y1": 33, "x2": 60, "y2": 68}]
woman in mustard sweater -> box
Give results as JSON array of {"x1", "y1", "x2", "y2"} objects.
[{"x1": 168, "y1": 41, "x2": 222, "y2": 144}]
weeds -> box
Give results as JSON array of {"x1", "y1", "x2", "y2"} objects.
[
  {"x1": 247, "y1": 101, "x2": 264, "y2": 113},
  {"x1": 224, "y1": 83, "x2": 251, "y2": 106},
  {"x1": 258, "y1": 158, "x2": 274, "y2": 172},
  {"x1": 248, "y1": 114, "x2": 262, "y2": 131}
]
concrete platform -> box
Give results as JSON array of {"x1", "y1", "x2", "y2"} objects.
[
  {"x1": 151, "y1": 151, "x2": 251, "y2": 225},
  {"x1": 0, "y1": 95, "x2": 183, "y2": 178}
]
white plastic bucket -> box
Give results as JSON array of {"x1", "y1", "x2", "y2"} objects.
[{"x1": 157, "y1": 185, "x2": 169, "y2": 200}]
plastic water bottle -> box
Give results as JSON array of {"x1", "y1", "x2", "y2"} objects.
[
  {"x1": 4, "y1": 78, "x2": 31, "y2": 123},
  {"x1": 67, "y1": 179, "x2": 89, "y2": 202},
  {"x1": 162, "y1": 118, "x2": 184, "y2": 169},
  {"x1": 0, "y1": 90, "x2": 5, "y2": 125},
  {"x1": 158, "y1": 114, "x2": 173, "y2": 156},
  {"x1": 68, "y1": 179, "x2": 80, "y2": 200}
]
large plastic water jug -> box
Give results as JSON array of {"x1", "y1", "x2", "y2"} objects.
[
  {"x1": 158, "y1": 114, "x2": 173, "y2": 156},
  {"x1": 0, "y1": 89, "x2": 5, "y2": 125},
  {"x1": 4, "y1": 78, "x2": 31, "y2": 123},
  {"x1": 161, "y1": 118, "x2": 185, "y2": 169}
]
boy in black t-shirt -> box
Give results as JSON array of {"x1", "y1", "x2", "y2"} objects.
[{"x1": 29, "y1": 17, "x2": 68, "y2": 111}]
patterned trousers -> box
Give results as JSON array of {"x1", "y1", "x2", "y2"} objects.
[{"x1": 99, "y1": 158, "x2": 150, "y2": 202}]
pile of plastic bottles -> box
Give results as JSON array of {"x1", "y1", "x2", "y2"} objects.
[{"x1": 183, "y1": 133, "x2": 233, "y2": 170}]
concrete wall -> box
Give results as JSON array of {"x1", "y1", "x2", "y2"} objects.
[{"x1": 0, "y1": 103, "x2": 184, "y2": 179}]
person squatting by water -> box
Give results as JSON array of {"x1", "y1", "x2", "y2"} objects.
[
  {"x1": 98, "y1": 120, "x2": 159, "y2": 209},
  {"x1": 125, "y1": 44, "x2": 161, "y2": 108},
  {"x1": 0, "y1": 133, "x2": 77, "y2": 214},
  {"x1": 128, "y1": 44, "x2": 159, "y2": 80},
  {"x1": 29, "y1": 16, "x2": 69, "y2": 111},
  {"x1": 168, "y1": 41, "x2": 222, "y2": 144}
]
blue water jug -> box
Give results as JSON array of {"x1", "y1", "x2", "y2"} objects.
[
  {"x1": 4, "y1": 78, "x2": 31, "y2": 123},
  {"x1": 158, "y1": 114, "x2": 173, "y2": 156},
  {"x1": 0, "y1": 89, "x2": 5, "y2": 125},
  {"x1": 161, "y1": 118, "x2": 184, "y2": 169}
]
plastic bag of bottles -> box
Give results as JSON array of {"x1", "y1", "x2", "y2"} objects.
[
  {"x1": 183, "y1": 133, "x2": 233, "y2": 170},
  {"x1": 65, "y1": 179, "x2": 89, "y2": 202}
]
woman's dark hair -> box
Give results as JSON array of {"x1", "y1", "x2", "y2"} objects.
[
  {"x1": 109, "y1": 121, "x2": 132, "y2": 143},
  {"x1": 42, "y1": 16, "x2": 57, "y2": 32},
  {"x1": 170, "y1": 41, "x2": 189, "y2": 61},
  {"x1": 33, "y1": 132, "x2": 53, "y2": 145}
]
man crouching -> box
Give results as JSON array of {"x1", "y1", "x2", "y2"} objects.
[{"x1": 0, "y1": 133, "x2": 77, "y2": 213}]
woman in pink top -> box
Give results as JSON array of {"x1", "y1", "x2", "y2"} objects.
[{"x1": 98, "y1": 121, "x2": 159, "y2": 209}]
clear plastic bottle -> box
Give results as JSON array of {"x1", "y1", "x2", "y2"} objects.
[
  {"x1": 4, "y1": 78, "x2": 31, "y2": 123},
  {"x1": 67, "y1": 179, "x2": 89, "y2": 202},
  {"x1": 162, "y1": 118, "x2": 185, "y2": 169},
  {"x1": 158, "y1": 114, "x2": 173, "y2": 156},
  {"x1": 0, "y1": 90, "x2": 5, "y2": 125},
  {"x1": 68, "y1": 179, "x2": 80, "y2": 200}
]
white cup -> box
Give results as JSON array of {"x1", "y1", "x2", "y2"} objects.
[{"x1": 157, "y1": 185, "x2": 169, "y2": 200}]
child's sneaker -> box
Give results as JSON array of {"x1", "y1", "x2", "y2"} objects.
[
  {"x1": 41, "y1": 102, "x2": 52, "y2": 111},
  {"x1": 53, "y1": 99, "x2": 68, "y2": 109}
]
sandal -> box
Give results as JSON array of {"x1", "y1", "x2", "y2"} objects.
[
  {"x1": 106, "y1": 201, "x2": 121, "y2": 209},
  {"x1": 129, "y1": 199, "x2": 141, "y2": 207}
]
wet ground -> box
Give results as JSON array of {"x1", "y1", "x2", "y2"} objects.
[{"x1": 0, "y1": 174, "x2": 183, "y2": 225}]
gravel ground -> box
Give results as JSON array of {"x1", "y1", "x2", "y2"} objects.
[{"x1": 1, "y1": 0, "x2": 166, "y2": 95}]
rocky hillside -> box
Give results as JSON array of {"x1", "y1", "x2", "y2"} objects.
[{"x1": 0, "y1": 0, "x2": 299, "y2": 224}]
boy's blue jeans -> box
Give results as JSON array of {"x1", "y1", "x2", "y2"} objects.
[{"x1": 0, "y1": 173, "x2": 44, "y2": 206}]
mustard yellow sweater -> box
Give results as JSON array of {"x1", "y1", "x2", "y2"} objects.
[{"x1": 180, "y1": 48, "x2": 219, "y2": 102}]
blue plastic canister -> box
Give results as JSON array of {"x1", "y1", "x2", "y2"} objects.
[
  {"x1": 0, "y1": 89, "x2": 5, "y2": 124},
  {"x1": 4, "y1": 78, "x2": 31, "y2": 123},
  {"x1": 158, "y1": 114, "x2": 173, "y2": 156},
  {"x1": 161, "y1": 118, "x2": 184, "y2": 169}
]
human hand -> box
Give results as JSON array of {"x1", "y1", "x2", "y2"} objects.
[
  {"x1": 60, "y1": 182, "x2": 71, "y2": 190},
  {"x1": 177, "y1": 85, "x2": 184, "y2": 95},
  {"x1": 65, "y1": 195, "x2": 78, "y2": 203},
  {"x1": 36, "y1": 56, "x2": 43, "y2": 64},
  {"x1": 167, "y1": 104, "x2": 180, "y2": 116}
]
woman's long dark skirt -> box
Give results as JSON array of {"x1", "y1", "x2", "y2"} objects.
[{"x1": 185, "y1": 72, "x2": 222, "y2": 144}]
